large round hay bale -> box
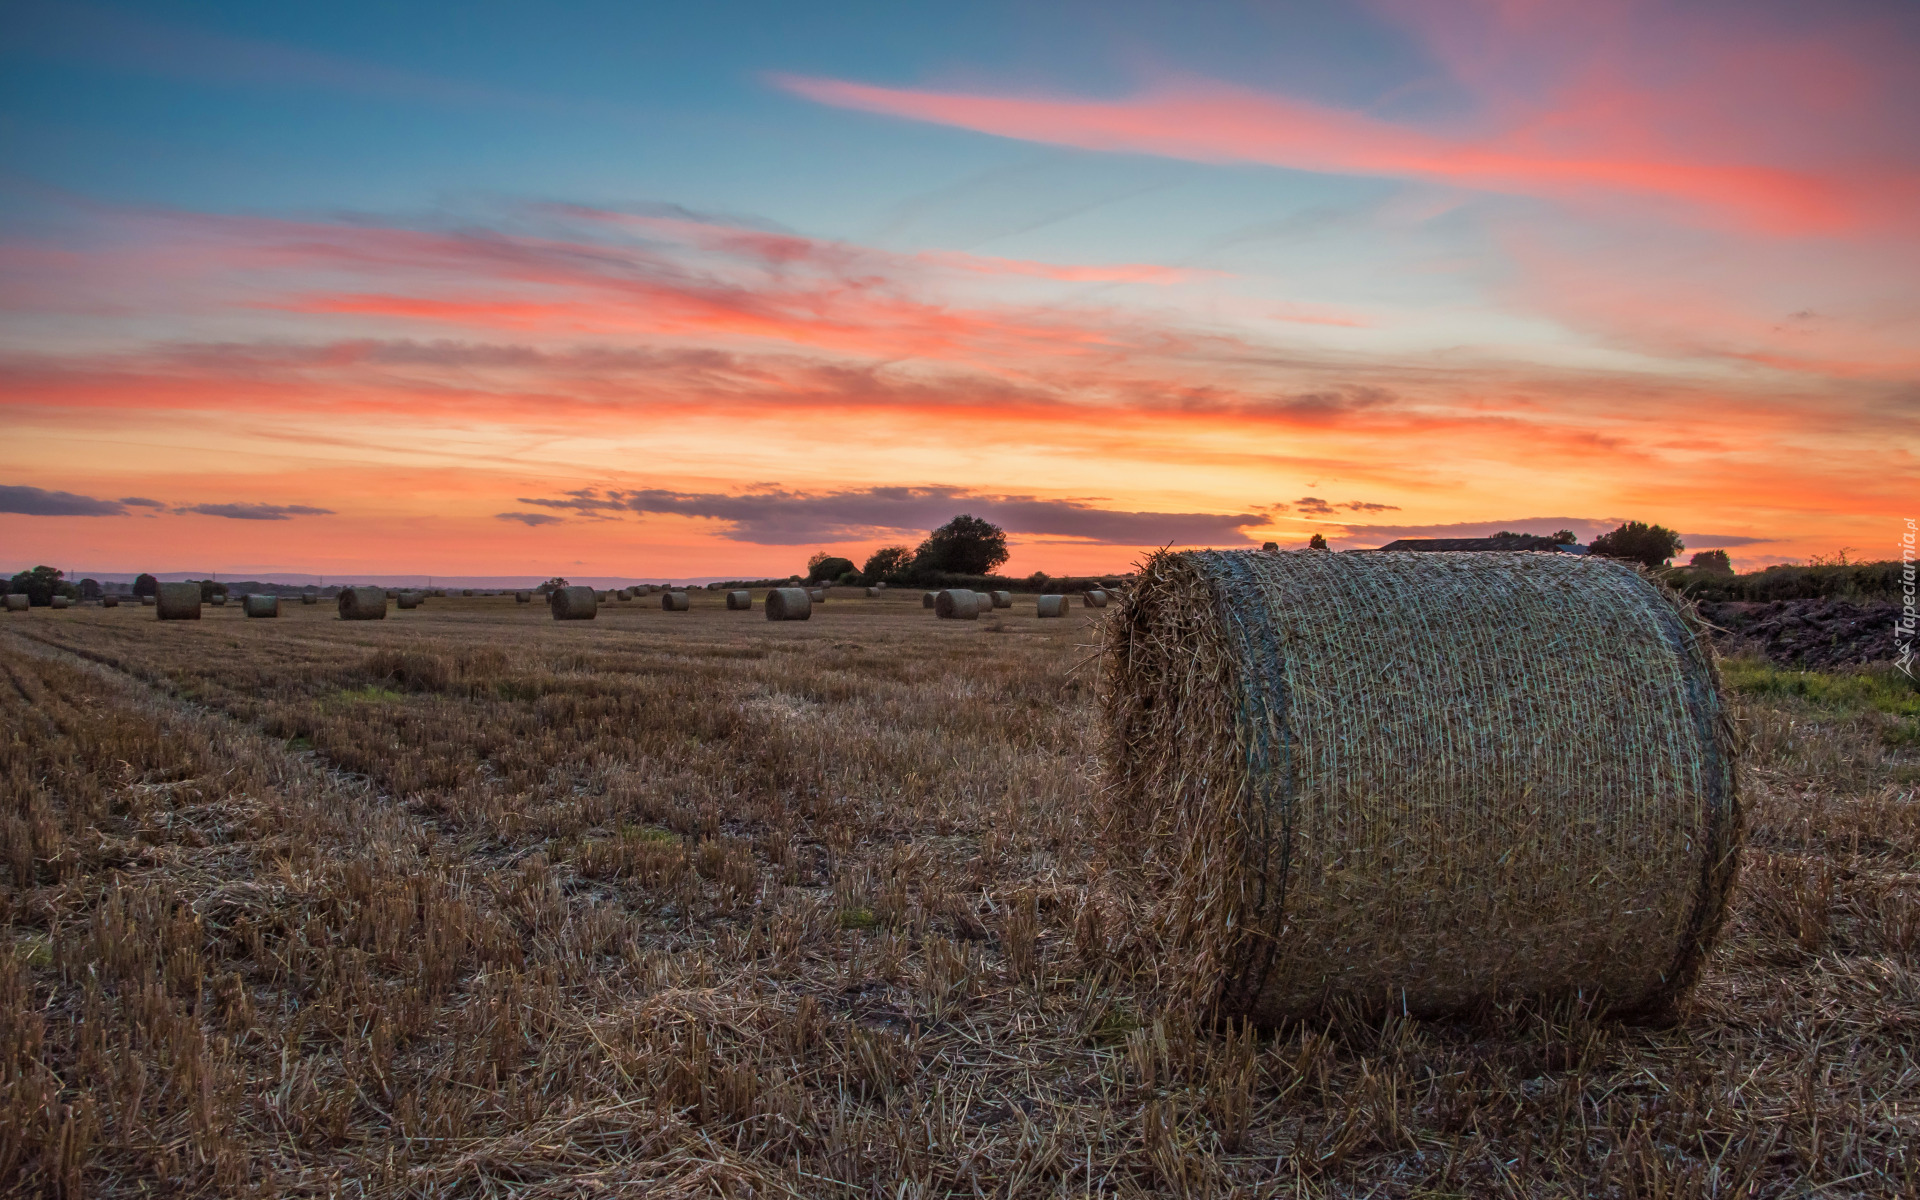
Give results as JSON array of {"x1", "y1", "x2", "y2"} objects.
[
  {"x1": 991, "y1": 590, "x2": 1012, "y2": 609},
  {"x1": 4, "y1": 594, "x2": 29, "y2": 613},
  {"x1": 102, "y1": 595, "x2": 120, "y2": 608},
  {"x1": 974, "y1": 591, "x2": 994, "y2": 613},
  {"x1": 765, "y1": 587, "x2": 812, "y2": 621},
  {"x1": 1082, "y1": 589, "x2": 1108, "y2": 608},
  {"x1": 551, "y1": 586, "x2": 597, "y2": 620},
  {"x1": 516, "y1": 591, "x2": 532, "y2": 603},
  {"x1": 923, "y1": 591, "x2": 937, "y2": 608},
  {"x1": 338, "y1": 586, "x2": 388, "y2": 621},
  {"x1": 243, "y1": 593, "x2": 279, "y2": 618},
  {"x1": 50, "y1": 596, "x2": 71, "y2": 610},
  {"x1": 617, "y1": 589, "x2": 632, "y2": 601},
  {"x1": 1103, "y1": 549, "x2": 1740, "y2": 1026},
  {"x1": 156, "y1": 582, "x2": 201, "y2": 620},
  {"x1": 726, "y1": 590, "x2": 751, "y2": 610},
  {"x1": 397, "y1": 592, "x2": 421, "y2": 609},
  {"x1": 661, "y1": 591, "x2": 690, "y2": 611},
  {"x1": 935, "y1": 589, "x2": 979, "y2": 620},
  {"x1": 1035, "y1": 594, "x2": 1067, "y2": 618}
]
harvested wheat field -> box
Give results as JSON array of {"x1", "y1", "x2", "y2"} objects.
[{"x1": 4, "y1": 589, "x2": 1919, "y2": 1197}]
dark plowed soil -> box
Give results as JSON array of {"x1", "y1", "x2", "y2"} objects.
[{"x1": 1699, "y1": 597, "x2": 1902, "y2": 668}]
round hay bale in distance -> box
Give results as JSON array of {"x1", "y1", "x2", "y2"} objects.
[
  {"x1": 515, "y1": 591, "x2": 532, "y2": 603},
  {"x1": 209, "y1": 594, "x2": 226, "y2": 606},
  {"x1": 991, "y1": 590, "x2": 1012, "y2": 609},
  {"x1": 102, "y1": 594, "x2": 120, "y2": 608},
  {"x1": 1102, "y1": 548, "x2": 1741, "y2": 1026},
  {"x1": 550, "y1": 586, "x2": 597, "y2": 620},
  {"x1": 808, "y1": 588, "x2": 827, "y2": 603},
  {"x1": 866, "y1": 586, "x2": 882, "y2": 597},
  {"x1": 923, "y1": 591, "x2": 937, "y2": 608},
  {"x1": 726, "y1": 590, "x2": 752, "y2": 610},
  {"x1": 301, "y1": 592, "x2": 317, "y2": 604},
  {"x1": 50, "y1": 596, "x2": 71, "y2": 610},
  {"x1": 4, "y1": 594, "x2": 28, "y2": 613},
  {"x1": 156, "y1": 582, "x2": 201, "y2": 621},
  {"x1": 934, "y1": 589, "x2": 979, "y2": 620},
  {"x1": 765, "y1": 587, "x2": 812, "y2": 621},
  {"x1": 142, "y1": 595, "x2": 157, "y2": 607},
  {"x1": 397, "y1": 592, "x2": 421, "y2": 609},
  {"x1": 243, "y1": 593, "x2": 280, "y2": 618},
  {"x1": 1035, "y1": 594, "x2": 1067, "y2": 618},
  {"x1": 337, "y1": 586, "x2": 388, "y2": 621},
  {"x1": 1082, "y1": 589, "x2": 1108, "y2": 608},
  {"x1": 974, "y1": 592, "x2": 994, "y2": 613},
  {"x1": 661, "y1": 591, "x2": 690, "y2": 611},
  {"x1": 384, "y1": 589, "x2": 400, "y2": 600}
]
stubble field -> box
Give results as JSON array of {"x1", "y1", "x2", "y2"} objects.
[{"x1": 3, "y1": 589, "x2": 1917, "y2": 1197}]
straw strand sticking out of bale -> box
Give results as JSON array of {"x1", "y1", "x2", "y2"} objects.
[{"x1": 1100, "y1": 548, "x2": 1740, "y2": 1026}]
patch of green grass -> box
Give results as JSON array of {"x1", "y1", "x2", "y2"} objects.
[
  {"x1": 1723, "y1": 658, "x2": 1920, "y2": 719},
  {"x1": 619, "y1": 824, "x2": 676, "y2": 842},
  {"x1": 286, "y1": 735, "x2": 313, "y2": 752},
  {"x1": 839, "y1": 907, "x2": 878, "y2": 931}
]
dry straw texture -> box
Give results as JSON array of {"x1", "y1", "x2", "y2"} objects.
[
  {"x1": 764, "y1": 587, "x2": 811, "y2": 621},
  {"x1": 242, "y1": 594, "x2": 279, "y2": 619},
  {"x1": 726, "y1": 590, "x2": 752, "y2": 610},
  {"x1": 1035, "y1": 595, "x2": 1067, "y2": 618},
  {"x1": 550, "y1": 586, "x2": 598, "y2": 621},
  {"x1": 935, "y1": 590, "x2": 980, "y2": 621},
  {"x1": 155, "y1": 582, "x2": 201, "y2": 621},
  {"x1": 1102, "y1": 549, "x2": 1741, "y2": 1026},
  {"x1": 4, "y1": 596, "x2": 28, "y2": 613},
  {"x1": 337, "y1": 587, "x2": 388, "y2": 622},
  {"x1": 662, "y1": 592, "x2": 691, "y2": 612}
]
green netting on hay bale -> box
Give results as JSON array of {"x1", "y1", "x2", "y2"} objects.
[{"x1": 1101, "y1": 548, "x2": 1741, "y2": 1026}]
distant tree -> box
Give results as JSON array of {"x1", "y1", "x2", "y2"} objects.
[
  {"x1": 806, "y1": 556, "x2": 856, "y2": 583},
  {"x1": 538, "y1": 577, "x2": 569, "y2": 594},
  {"x1": 79, "y1": 578, "x2": 102, "y2": 599},
  {"x1": 197, "y1": 579, "x2": 229, "y2": 601},
  {"x1": 1026, "y1": 570, "x2": 1050, "y2": 589},
  {"x1": 1689, "y1": 549, "x2": 1734, "y2": 574},
  {"x1": 1590, "y1": 521, "x2": 1684, "y2": 568},
  {"x1": 7, "y1": 565, "x2": 64, "y2": 606},
  {"x1": 912, "y1": 515, "x2": 1009, "y2": 577},
  {"x1": 132, "y1": 573, "x2": 158, "y2": 598},
  {"x1": 862, "y1": 546, "x2": 914, "y2": 584},
  {"x1": 1308, "y1": 534, "x2": 1329, "y2": 550},
  {"x1": 1553, "y1": 530, "x2": 1578, "y2": 545}
]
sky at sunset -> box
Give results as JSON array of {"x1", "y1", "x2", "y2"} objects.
[{"x1": 3, "y1": 0, "x2": 1915, "y2": 582}]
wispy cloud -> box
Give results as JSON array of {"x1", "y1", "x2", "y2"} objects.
[
  {"x1": 512, "y1": 485, "x2": 1266, "y2": 546},
  {"x1": 175, "y1": 502, "x2": 335, "y2": 521},
  {"x1": 495, "y1": 511, "x2": 565, "y2": 526},
  {"x1": 0, "y1": 485, "x2": 126, "y2": 516}
]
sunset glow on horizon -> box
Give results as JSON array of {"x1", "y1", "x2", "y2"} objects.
[{"x1": 2, "y1": 0, "x2": 1914, "y2": 580}]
